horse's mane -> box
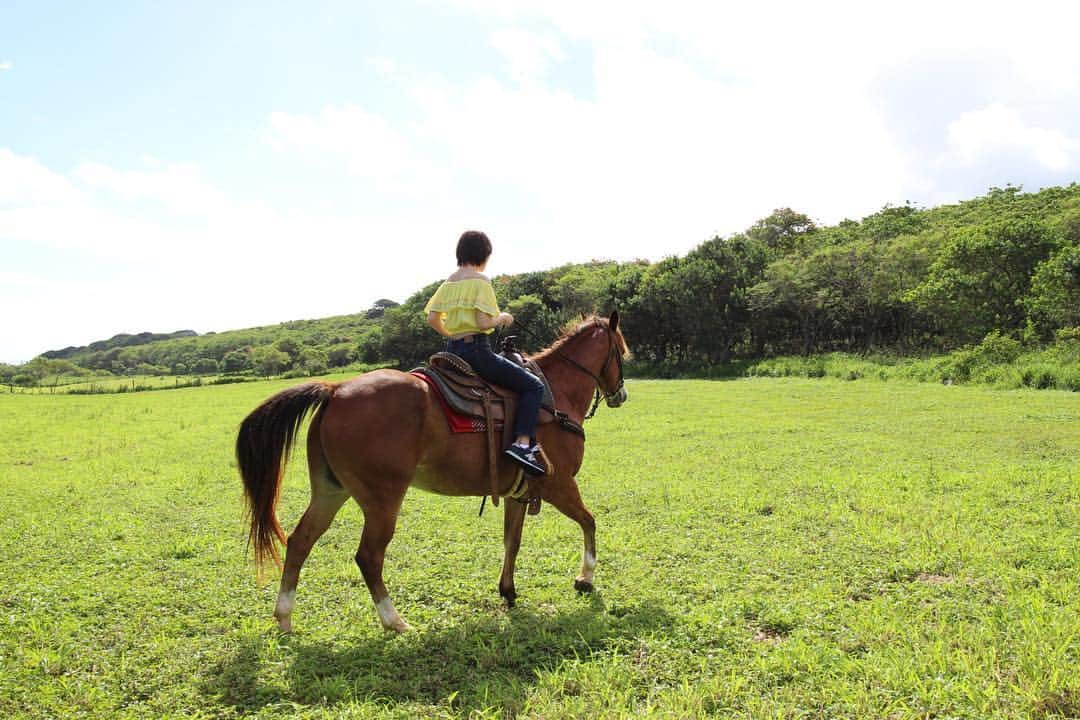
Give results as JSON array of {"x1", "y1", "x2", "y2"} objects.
[{"x1": 528, "y1": 315, "x2": 629, "y2": 362}]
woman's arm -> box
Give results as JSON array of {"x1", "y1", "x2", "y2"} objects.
[
  {"x1": 427, "y1": 311, "x2": 450, "y2": 337},
  {"x1": 475, "y1": 310, "x2": 514, "y2": 331}
]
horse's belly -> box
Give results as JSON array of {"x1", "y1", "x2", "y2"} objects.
[
  {"x1": 410, "y1": 464, "x2": 485, "y2": 496},
  {"x1": 411, "y1": 455, "x2": 525, "y2": 497}
]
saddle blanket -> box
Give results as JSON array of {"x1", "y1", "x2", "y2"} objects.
[{"x1": 410, "y1": 370, "x2": 500, "y2": 434}]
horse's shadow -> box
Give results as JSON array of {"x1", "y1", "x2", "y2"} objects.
[{"x1": 203, "y1": 595, "x2": 674, "y2": 715}]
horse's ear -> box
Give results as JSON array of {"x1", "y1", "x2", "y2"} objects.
[{"x1": 608, "y1": 309, "x2": 620, "y2": 332}]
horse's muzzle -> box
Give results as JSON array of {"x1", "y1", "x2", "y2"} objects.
[{"x1": 606, "y1": 386, "x2": 628, "y2": 408}]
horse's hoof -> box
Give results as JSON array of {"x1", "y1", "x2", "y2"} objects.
[
  {"x1": 276, "y1": 617, "x2": 293, "y2": 633},
  {"x1": 574, "y1": 579, "x2": 594, "y2": 594},
  {"x1": 384, "y1": 620, "x2": 413, "y2": 634},
  {"x1": 500, "y1": 587, "x2": 517, "y2": 607}
]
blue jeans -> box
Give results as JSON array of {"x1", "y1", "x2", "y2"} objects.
[{"x1": 447, "y1": 335, "x2": 544, "y2": 441}]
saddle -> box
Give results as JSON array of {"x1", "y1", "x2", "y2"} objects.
[
  {"x1": 410, "y1": 338, "x2": 583, "y2": 513},
  {"x1": 414, "y1": 352, "x2": 555, "y2": 430}
]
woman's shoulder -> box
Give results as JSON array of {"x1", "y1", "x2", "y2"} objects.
[{"x1": 447, "y1": 270, "x2": 490, "y2": 283}]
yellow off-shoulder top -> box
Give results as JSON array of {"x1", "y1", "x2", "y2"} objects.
[{"x1": 423, "y1": 278, "x2": 501, "y2": 336}]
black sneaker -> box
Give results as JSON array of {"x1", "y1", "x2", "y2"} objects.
[{"x1": 504, "y1": 444, "x2": 546, "y2": 476}]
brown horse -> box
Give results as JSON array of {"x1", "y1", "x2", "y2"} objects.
[{"x1": 236, "y1": 312, "x2": 629, "y2": 632}]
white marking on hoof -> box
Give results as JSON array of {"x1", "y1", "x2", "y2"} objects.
[
  {"x1": 274, "y1": 589, "x2": 296, "y2": 632},
  {"x1": 579, "y1": 551, "x2": 597, "y2": 584},
  {"x1": 375, "y1": 597, "x2": 411, "y2": 633}
]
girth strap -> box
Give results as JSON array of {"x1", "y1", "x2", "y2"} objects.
[{"x1": 482, "y1": 391, "x2": 500, "y2": 507}]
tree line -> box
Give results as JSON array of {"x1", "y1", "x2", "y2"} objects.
[
  {"x1": 3, "y1": 184, "x2": 1077, "y2": 388},
  {"x1": 379, "y1": 185, "x2": 1079, "y2": 370}
]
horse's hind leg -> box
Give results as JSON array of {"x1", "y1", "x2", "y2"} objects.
[
  {"x1": 274, "y1": 428, "x2": 348, "y2": 632},
  {"x1": 499, "y1": 499, "x2": 528, "y2": 606},
  {"x1": 543, "y1": 477, "x2": 597, "y2": 593},
  {"x1": 353, "y1": 482, "x2": 410, "y2": 632}
]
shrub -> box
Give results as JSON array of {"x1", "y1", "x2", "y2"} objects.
[
  {"x1": 1021, "y1": 366, "x2": 1057, "y2": 389},
  {"x1": 1059, "y1": 366, "x2": 1080, "y2": 392},
  {"x1": 974, "y1": 330, "x2": 1022, "y2": 363}
]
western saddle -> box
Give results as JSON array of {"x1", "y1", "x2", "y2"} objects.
[{"x1": 411, "y1": 337, "x2": 584, "y2": 514}]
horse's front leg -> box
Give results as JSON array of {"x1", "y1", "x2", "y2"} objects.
[
  {"x1": 499, "y1": 498, "x2": 527, "y2": 606},
  {"x1": 543, "y1": 476, "x2": 597, "y2": 593}
]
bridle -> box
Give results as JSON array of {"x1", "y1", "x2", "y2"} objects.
[{"x1": 519, "y1": 319, "x2": 625, "y2": 421}]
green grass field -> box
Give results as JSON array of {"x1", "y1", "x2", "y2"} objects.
[{"x1": 1, "y1": 378, "x2": 1077, "y2": 719}]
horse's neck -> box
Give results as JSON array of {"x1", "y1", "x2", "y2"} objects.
[{"x1": 536, "y1": 343, "x2": 599, "y2": 421}]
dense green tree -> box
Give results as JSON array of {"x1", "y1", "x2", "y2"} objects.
[
  {"x1": 356, "y1": 327, "x2": 384, "y2": 364},
  {"x1": 747, "y1": 208, "x2": 817, "y2": 255},
  {"x1": 860, "y1": 203, "x2": 926, "y2": 242},
  {"x1": 908, "y1": 218, "x2": 1059, "y2": 344},
  {"x1": 191, "y1": 358, "x2": 220, "y2": 374},
  {"x1": 379, "y1": 281, "x2": 443, "y2": 367},
  {"x1": 0, "y1": 363, "x2": 17, "y2": 384},
  {"x1": 222, "y1": 349, "x2": 251, "y2": 373},
  {"x1": 298, "y1": 347, "x2": 329, "y2": 375},
  {"x1": 504, "y1": 294, "x2": 561, "y2": 351},
  {"x1": 494, "y1": 271, "x2": 550, "y2": 308},
  {"x1": 274, "y1": 337, "x2": 301, "y2": 361},
  {"x1": 327, "y1": 343, "x2": 356, "y2": 368},
  {"x1": 548, "y1": 263, "x2": 619, "y2": 316},
  {"x1": 1025, "y1": 243, "x2": 1080, "y2": 336},
  {"x1": 252, "y1": 347, "x2": 289, "y2": 376}
]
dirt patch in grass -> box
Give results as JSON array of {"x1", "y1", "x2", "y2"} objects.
[
  {"x1": 916, "y1": 572, "x2": 953, "y2": 585},
  {"x1": 751, "y1": 626, "x2": 787, "y2": 645},
  {"x1": 1033, "y1": 687, "x2": 1078, "y2": 718}
]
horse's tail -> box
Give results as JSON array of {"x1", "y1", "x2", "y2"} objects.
[{"x1": 236, "y1": 381, "x2": 336, "y2": 578}]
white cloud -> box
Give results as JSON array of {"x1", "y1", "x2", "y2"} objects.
[
  {"x1": 452, "y1": 0, "x2": 1080, "y2": 208},
  {"x1": 0, "y1": 61, "x2": 12, "y2": 71},
  {"x1": 368, "y1": 56, "x2": 396, "y2": 77},
  {"x1": 0, "y1": 149, "x2": 81, "y2": 207},
  {"x1": 266, "y1": 105, "x2": 419, "y2": 179},
  {"x1": 489, "y1": 28, "x2": 565, "y2": 85},
  {"x1": 948, "y1": 104, "x2": 1078, "y2": 171},
  {"x1": 0, "y1": 147, "x2": 465, "y2": 362},
  {"x1": 73, "y1": 160, "x2": 232, "y2": 215},
  {"x1": 403, "y1": 25, "x2": 908, "y2": 258}
]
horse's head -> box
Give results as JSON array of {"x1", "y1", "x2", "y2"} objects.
[
  {"x1": 599, "y1": 310, "x2": 629, "y2": 408},
  {"x1": 532, "y1": 311, "x2": 630, "y2": 414},
  {"x1": 570, "y1": 311, "x2": 629, "y2": 408}
]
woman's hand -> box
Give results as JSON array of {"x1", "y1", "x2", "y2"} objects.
[{"x1": 499, "y1": 312, "x2": 515, "y2": 327}]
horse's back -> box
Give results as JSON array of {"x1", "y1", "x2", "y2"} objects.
[{"x1": 319, "y1": 369, "x2": 436, "y2": 483}]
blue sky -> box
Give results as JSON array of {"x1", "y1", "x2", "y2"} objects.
[{"x1": 3, "y1": 1, "x2": 1080, "y2": 362}]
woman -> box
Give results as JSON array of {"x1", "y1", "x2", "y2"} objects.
[{"x1": 424, "y1": 231, "x2": 546, "y2": 476}]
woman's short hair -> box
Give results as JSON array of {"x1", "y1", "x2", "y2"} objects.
[{"x1": 456, "y1": 230, "x2": 492, "y2": 266}]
